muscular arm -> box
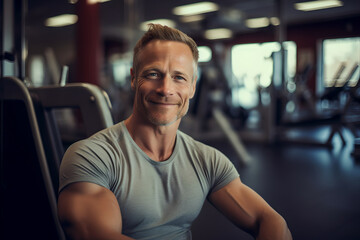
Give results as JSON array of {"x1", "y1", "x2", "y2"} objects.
[
  {"x1": 57, "y1": 182, "x2": 134, "y2": 240},
  {"x1": 208, "y1": 178, "x2": 292, "y2": 240}
]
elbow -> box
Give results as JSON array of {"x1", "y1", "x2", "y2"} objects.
[
  {"x1": 277, "y1": 215, "x2": 292, "y2": 240},
  {"x1": 255, "y1": 211, "x2": 292, "y2": 240}
]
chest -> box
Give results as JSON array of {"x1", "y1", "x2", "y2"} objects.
[{"x1": 115, "y1": 158, "x2": 209, "y2": 232}]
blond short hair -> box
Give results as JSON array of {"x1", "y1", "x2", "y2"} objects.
[{"x1": 132, "y1": 24, "x2": 199, "y2": 77}]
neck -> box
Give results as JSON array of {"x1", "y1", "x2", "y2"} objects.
[{"x1": 124, "y1": 115, "x2": 180, "y2": 162}]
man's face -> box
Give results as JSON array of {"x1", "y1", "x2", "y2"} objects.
[{"x1": 131, "y1": 40, "x2": 197, "y2": 126}]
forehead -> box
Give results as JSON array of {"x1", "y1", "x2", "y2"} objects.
[{"x1": 137, "y1": 40, "x2": 196, "y2": 71}]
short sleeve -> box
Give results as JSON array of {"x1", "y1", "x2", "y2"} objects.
[
  {"x1": 209, "y1": 150, "x2": 240, "y2": 194},
  {"x1": 58, "y1": 139, "x2": 115, "y2": 193}
]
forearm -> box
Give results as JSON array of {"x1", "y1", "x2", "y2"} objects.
[
  {"x1": 256, "y1": 212, "x2": 292, "y2": 240},
  {"x1": 208, "y1": 179, "x2": 292, "y2": 240}
]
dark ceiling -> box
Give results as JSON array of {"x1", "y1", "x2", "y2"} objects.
[
  {"x1": 23, "y1": 0, "x2": 360, "y2": 68},
  {"x1": 26, "y1": 0, "x2": 360, "y2": 40}
]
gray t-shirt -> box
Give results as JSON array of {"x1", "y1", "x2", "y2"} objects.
[{"x1": 59, "y1": 121, "x2": 239, "y2": 240}]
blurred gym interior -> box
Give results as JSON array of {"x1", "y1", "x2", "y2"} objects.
[{"x1": 1, "y1": 0, "x2": 360, "y2": 239}]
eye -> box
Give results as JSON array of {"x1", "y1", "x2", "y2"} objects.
[
  {"x1": 174, "y1": 75, "x2": 186, "y2": 81},
  {"x1": 145, "y1": 72, "x2": 160, "y2": 79}
]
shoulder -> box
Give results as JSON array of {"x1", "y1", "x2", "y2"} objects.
[
  {"x1": 62, "y1": 122, "x2": 126, "y2": 167},
  {"x1": 176, "y1": 130, "x2": 235, "y2": 176},
  {"x1": 66, "y1": 122, "x2": 125, "y2": 156},
  {"x1": 59, "y1": 123, "x2": 125, "y2": 191},
  {"x1": 89, "y1": 122, "x2": 124, "y2": 145},
  {"x1": 177, "y1": 131, "x2": 239, "y2": 192},
  {"x1": 60, "y1": 138, "x2": 116, "y2": 180},
  {"x1": 177, "y1": 130, "x2": 228, "y2": 161}
]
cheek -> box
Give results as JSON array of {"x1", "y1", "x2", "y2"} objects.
[
  {"x1": 178, "y1": 90, "x2": 192, "y2": 105},
  {"x1": 134, "y1": 79, "x2": 148, "y2": 94},
  {"x1": 182, "y1": 84, "x2": 195, "y2": 100}
]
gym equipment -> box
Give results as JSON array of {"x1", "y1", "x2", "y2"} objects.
[
  {"x1": 29, "y1": 82, "x2": 114, "y2": 194},
  {"x1": 276, "y1": 63, "x2": 359, "y2": 148},
  {"x1": 0, "y1": 75, "x2": 114, "y2": 239},
  {"x1": 182, "y1": 57, "x2": 252, "y2": 166},
  {"x1": 0, "y1": 76, "x2": 65, "y2": 240},
  {"x1": 212, "y1": 107, "x2": 252, "y2": 165}
]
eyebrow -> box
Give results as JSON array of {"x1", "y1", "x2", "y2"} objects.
[
  {"x1": 168, "y1": 71, "x2": 192, "y2": 82},
  {"x1": 173, "y1": 70, "x2": 190, "y2": 79},
  {"x1": 141, "y1": 67, "x2": 161, "y2": 73},
  {"x1": 141, "y1": 68, "x2": 191, "y2": 79}
]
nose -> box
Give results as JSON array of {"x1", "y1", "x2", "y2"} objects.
[{"x1": 156, "y1": 74, "x2": 174, "y2": 97}]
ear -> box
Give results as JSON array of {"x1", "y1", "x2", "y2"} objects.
[
  {"x1": 130, "y1": 68, "x2": 136, "y2": 90},
  {"x1": 189, "y1": 75, "x2": 197, "y2": 99}
]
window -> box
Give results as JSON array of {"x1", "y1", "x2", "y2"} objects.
[
  {"x1": 29, "y1": 55, "x2": 46, "y2": 87},
  {"x1": 230, "y1": 41, "x2": 296, "y2": 109},
  {"x1": 322, "y1": 37, "x2": 360, "y2": 88},
  {"x1": 198, "y1": 46, "x2": 212, "y2": 63},
  {"x1": 110, "y1": 53, "x2": 132, "y2": 87}
]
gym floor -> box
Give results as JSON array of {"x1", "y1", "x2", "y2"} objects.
[{"x1": 188, "y1": 126, "x2": 360, "y2": 240}]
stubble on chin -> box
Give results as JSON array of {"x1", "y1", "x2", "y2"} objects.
[{"x1": 146, "y1": 103, "x2": 189, "y2": 127}]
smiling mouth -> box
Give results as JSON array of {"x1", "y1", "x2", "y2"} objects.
[{"x1": 149, "y1": 101, "x2": 178, "y2": 106}]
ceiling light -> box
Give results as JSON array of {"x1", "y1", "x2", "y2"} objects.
[
  {"x1": 180, "y1": 15, "x2": 205, "y2": 23},
  {"x1": 69, "y1": 0, "x2": 111, "y2": 3},
  {"x1": 204, "y1": 28, "x2": 233, "y2": 40},
  {"x1": 224, "y1": 9, "x2": 243, "y2": 22},
  {"x1": 270, "y1": 17, "x2": 280, "y2": 26},
  {"x1": 45, "y1": 14, "x2": 78, "y2": 27},
  {"x1": 140, "y1": 19, "x2": 176, "y2": 31},
  {"x1": 245, "y1": 17, "x2": 270, "y2": 28},
  {"x1": 88, "y1": 0, "x2": 111, "y2": 3},
  {"x1": 173, "y1": 2, "x2": 219, "y2": 16},
  {"x1": 294, "y1": 0, "x2": 343, "y2": 11}
]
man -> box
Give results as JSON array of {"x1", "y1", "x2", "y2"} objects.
[{"x1": 58, "y1": 24, "x2": 292, "y2": 240}]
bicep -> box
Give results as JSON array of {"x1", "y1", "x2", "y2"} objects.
[
  {"x1": 208, "y1": 177, "x2": 274, "y2": 235},
  {"x1": 58, "y1": 182, "x2": 123, "y2": 240}
]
